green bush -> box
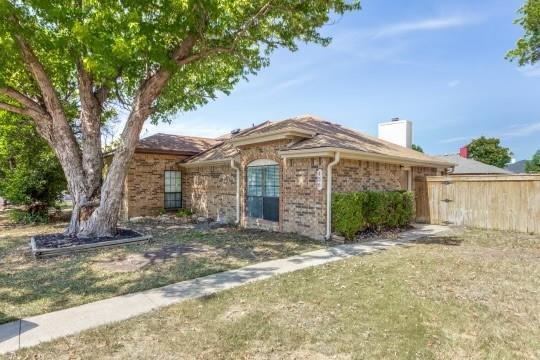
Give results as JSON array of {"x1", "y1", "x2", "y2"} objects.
[
  {"x1": 176, "y1": 208, "x2": 193, "y2": 217},
  {"x1": 332, "y1": 191, "x2": 414, "y2": 240},
  {"x1": 8, "y1": 208, "x2": 49, "y2": 224},
  {"x1": 332, "y1": 192, "x2": 369, "y2": 240}
]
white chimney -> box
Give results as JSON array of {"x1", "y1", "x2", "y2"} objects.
[{"x1": 378, "y1": 118, "x2": 412, "y2": 148}]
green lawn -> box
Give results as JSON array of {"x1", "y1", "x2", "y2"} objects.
[
  {"x1": 0, "y1": 212, "x2": 324, "y2": 324},
  {"x1": 8, "y1": 228, "x2": 540, "y2": 359}
]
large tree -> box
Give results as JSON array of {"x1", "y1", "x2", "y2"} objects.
[
  {"x1": 0, "y1": 0, "x2": 360, "y2": 237},
  {"x1": 467, "y1": 137, "x2": 512, "y2": 169},
  {"x1": 507, "y1": 0, "x2": 540, "y2": 65}
]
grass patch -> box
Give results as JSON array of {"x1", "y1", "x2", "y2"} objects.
[
  {"x1": 0, "y1": 213, "x2": 324, "y2": 324},
  {"x1": 9, "y1": 227, "x2": 540, "y2": 359}
]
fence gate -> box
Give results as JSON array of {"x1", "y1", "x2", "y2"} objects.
[{"x1": 414, "y1": 176, "x2": 430, "y2": 223}]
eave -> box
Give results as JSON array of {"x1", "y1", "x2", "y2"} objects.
[
  {"x1": 229, "y1": 128, "x2": 315, "y2": 147},
  {"x1": 278, "y1": 147, "x2": 456, "y2": 168},
  {"x1": 179, "y1": 158, "x2": 234, "y2": 168}
]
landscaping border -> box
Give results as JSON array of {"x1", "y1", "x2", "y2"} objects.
[{"x1": 30, "y1": 231, "x2": 152, "y2": 258}]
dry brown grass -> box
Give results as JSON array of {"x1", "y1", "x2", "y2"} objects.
[
  {"x1": 0, "y1": 212, "x2": 323, "y2": 324},
  {"x1": 8, "y1": 227, "x2": 540, "y2": 359}
]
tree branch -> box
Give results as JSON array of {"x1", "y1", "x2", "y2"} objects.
[
  {"x1": 0, "y1": 87, "x2": 45, "y2": 114},
  {"x1": 0, "y1": 101, "x2": 31, "y2": 117},
  {"x1": 9, "y1": 20, "x2": 87, "y2": 199}
]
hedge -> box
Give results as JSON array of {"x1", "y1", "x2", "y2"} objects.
[{"x1": 332, "y1": 191, "x2": 414, "y2": 240}]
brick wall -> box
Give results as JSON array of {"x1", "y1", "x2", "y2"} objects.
[
  {"x1": 333, "y1": 159, "x2": 403, "y2": 192},
  {"x1": 122, "y1": 152, "x2": 187, "y2": 218},
  {"x1": 182, "y1": 164, "x2": 236, "y2": 223},
  {"x1": 282, "y1": 157, "x2": 328, "y2": 239}
]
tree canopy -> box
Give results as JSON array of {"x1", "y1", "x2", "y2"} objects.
[
  {"x1": 525, "y1": 150, "x2": 540, "y2": 173},
  {"x1": 0, "y1": 0, "x2": 360, "y2": 236},
  {"x1": 507, "y1": 0, "x2": 540, "y2": 65},
  {"x1": 411, "y1": 144, "x2": 424, "y2": 153},
  {"x1": 0, "y1": 0, "x2": 359, "y2": 123},
  {"x1": 467, "y1": 137, "x2": 512, "y2": 169}
]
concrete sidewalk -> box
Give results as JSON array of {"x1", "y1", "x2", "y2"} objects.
[{"x1": 0, "y1": 224, "x2": 447, "y2": 354}]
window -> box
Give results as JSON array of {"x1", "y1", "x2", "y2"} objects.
[
  {"x1": 247, "y1": 164, "x2": 280, "y2": 221},
  {"x1": 164, "y1": 170, "x2": 181, "y2": 209}
]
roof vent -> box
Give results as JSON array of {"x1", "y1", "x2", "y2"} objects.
[
  {"x1": 391, "y1": 117, "x2": 400, "y2": 122},
  {"x1": 231, "y1": 128, "x2": 241, "y2": 135}
]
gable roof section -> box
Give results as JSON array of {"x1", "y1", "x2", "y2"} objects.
[
  {"x1": 435, "y1": 154, "x2": 512, "y2": 174},
  {"x1": 135, "y1": 133, "x2": 219, "y2": 155},
  {"x1": 185, "y1": 115, "x2": 454, "y2": 167}
]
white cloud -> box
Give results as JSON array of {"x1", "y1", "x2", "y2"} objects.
[
  {"x1": 328, "y1": 14, "x2": 476, "y2": 64},
  {"x1": 437, "y1": 122, "x2": 540, "y2": 146},
  {"x1": 502, "y1": 122, "x2": 540, "y2": 137},
  {"x1": 140, "y1": 118, "x2": 232, "y2": 139},
  {"x1": 448, "y1": 80, "x2": 461, "y2": 88},
  {"x1": 518, "y1": 65, "x2": 540, "y2": 77},
  {"x1": 372, "y1": 16, "x2": 474, "y2": 39},
  {"x1": 268, "y1": 74, "x2": 314, "y2": 94},
  {"x1": 439, "y1": 136, "x2": 470, "y2": 144}
]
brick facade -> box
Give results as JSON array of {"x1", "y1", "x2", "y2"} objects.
[
  {"x1": 282, "y1": 157, "x2": 329, "y2": 239},
  {"x1": 182, "y1": 164, "x2": 236, "y2": 223},
  {"x1": 120, "y1": 152, "x2": 186, "y2": 219},
  {"x1": 333, "y1": 159, "x2": 403, "y2": 192},
  {"x1": 120, "y1": 146, "x2": 441, "y2": 240}
]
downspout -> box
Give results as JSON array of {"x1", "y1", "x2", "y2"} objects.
[
  {"x1": 230, "y1": 159, "x2": 240, "y2": 225},
  {"x1": 326, "y1": 152, "x2": 341, "y2": 240}
]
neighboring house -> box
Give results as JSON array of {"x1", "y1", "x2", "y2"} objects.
[
  {"x1": 505, "y1": 160, "x2": 527, "y2": 174},
  {"x1": 117, "y1": 115, "x2": 453, "y2": 240},
  {"x1": 435, "y1": 154, "x2": 512, "y2": 175}
]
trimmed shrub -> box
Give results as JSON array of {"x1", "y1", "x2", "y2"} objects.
[
  {"x1": 332, "y1": 192, "x2": 369, "y2": 240},
  {"x1": 332, "y1": 190, "x2": 414, "y2": 240}
]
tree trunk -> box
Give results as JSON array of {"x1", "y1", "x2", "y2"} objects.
[
  {"x1": 74, "y1": 69, "x2": 172, "y2": 238},
  {"x1": 9, "y1": 30, "x2": 197, "y2": 238}
]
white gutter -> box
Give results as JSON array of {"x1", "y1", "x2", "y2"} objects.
[
  {"x1": 278, "y1": 147, "x2": 455, "y2": 168},
  {"x1": 230, "y1": 159, "x2": 240, "y2": 224},
  {"x1": 326, "y1": 152, "x2": 341, "y2": 240}
]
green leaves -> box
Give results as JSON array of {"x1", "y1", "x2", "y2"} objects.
[
  {"x1": 525, "y1": 149, "x2": 540, "y2": 173},
  {"x1": 332, "y1": 191, "x2": 414, "y2": 240},
  {"x1": 507, "y1": 0, "x2": 540, "y2": 66},
  {"x1": 0, "y1": 112, "x2": 66, "y2": 206},
  {"x1": 1, "y1": 0, "x2": 360, "y2": 123},
  {"x1": 467, "y1": 136, "x2": 512, "y2": 169}
]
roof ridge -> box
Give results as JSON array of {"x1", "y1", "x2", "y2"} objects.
[{"x1": 141, "y1": 133, "x2": 219, "y2": 141}]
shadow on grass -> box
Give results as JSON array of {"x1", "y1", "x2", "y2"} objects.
[
  {"x1": 411, "y1": 236, "x2": 463, "y2": 246},
  {"x1": 0, "y1": 227, "x2": 324, "y2": 325}
]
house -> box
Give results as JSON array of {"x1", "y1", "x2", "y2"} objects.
[
  {"x1": 436, "y1": 146, "x2": 512, "y2": 175},
  {"x1": 119, "y1": 115, "x2": 453, "y2": 240}
]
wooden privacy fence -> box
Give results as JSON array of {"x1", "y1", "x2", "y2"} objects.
[{"x1": 420, "y1": 175, "x2": 540, "y2": 233}]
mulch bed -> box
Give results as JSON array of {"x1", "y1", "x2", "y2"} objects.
[{"x1": 31, "y1": 229, "x2": 152, "y2": 258}]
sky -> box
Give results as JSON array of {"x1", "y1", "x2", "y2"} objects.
[{"x1": 113, "y1": 0, "x2": 540, "y2": 160}]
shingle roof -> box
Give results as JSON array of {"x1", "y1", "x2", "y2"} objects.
[
  {"x1": 185, "y1": 115, "x2": 453, "y2": 167},
  {"x1": 435, "y1": 154, "x2": 512, "y2": 174},
  {"x1": 136, "y1": 133, "x2": 219, "y2": 155}
]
